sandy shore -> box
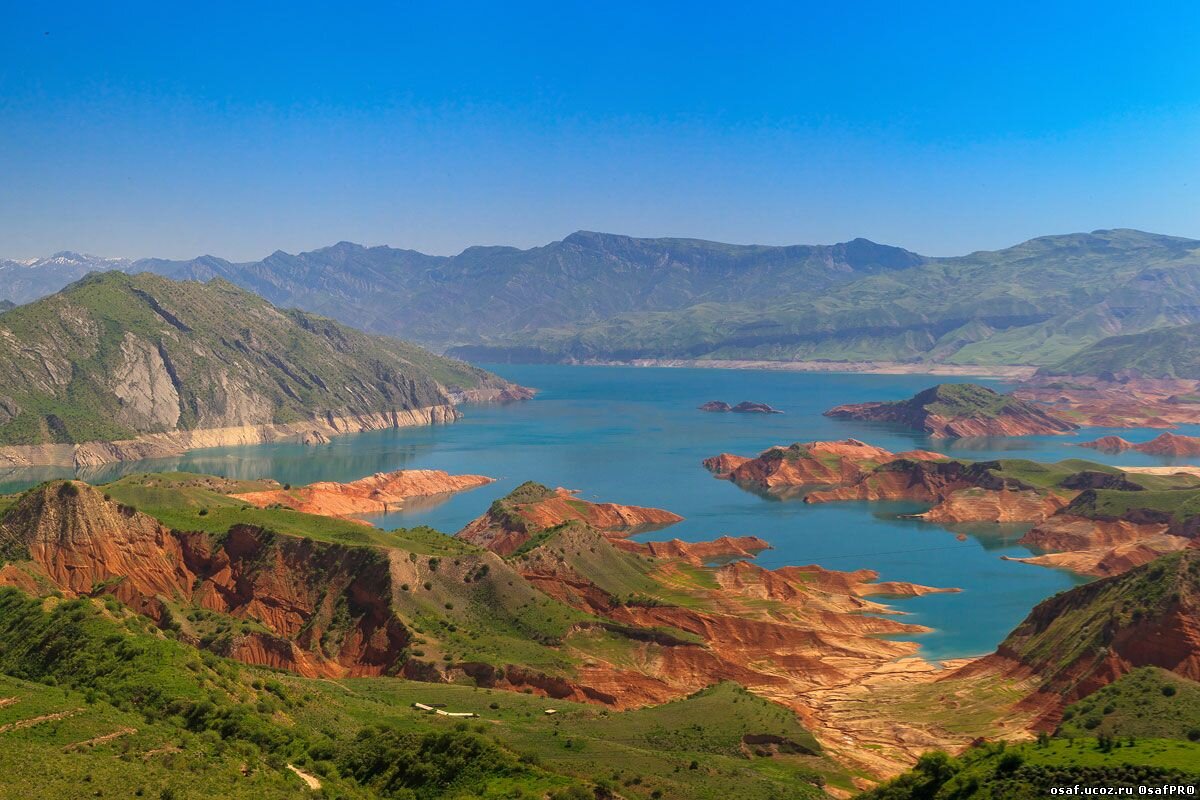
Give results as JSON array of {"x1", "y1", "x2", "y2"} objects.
[{"x1": 590, "y1": 358, "x2": 1037, "y2": 379}]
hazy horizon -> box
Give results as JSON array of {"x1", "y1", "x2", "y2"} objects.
[{"x1": 6, "y1": 225, "x2": 1200, "y2": 266}]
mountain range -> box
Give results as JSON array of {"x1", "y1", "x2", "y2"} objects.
[{"x1": 4, "y1": 227, "x2": 1200, "y2": 369}]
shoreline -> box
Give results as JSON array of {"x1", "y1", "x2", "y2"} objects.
[
  {"x1": 0, "y1": 384, "x2": 534, "y2": 471},
  {"x1": 0, "y1": 405, "x2": 462, "y2": 469},
  {"x1": 582, "y1": 358, "x2": 1037, "y2": 379}
]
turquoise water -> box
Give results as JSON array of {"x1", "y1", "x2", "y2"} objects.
[{"x1": 8, "y1": 364, "x2": 1200, "y2": 659}]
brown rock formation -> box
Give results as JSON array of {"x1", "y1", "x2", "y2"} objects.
[
  {"x1": 1079, "y1": 432, "x2": 1200, "y2": 456},
  {"x1": 231, "y1": 469, "x2": 493, "y2": 520},
  {"x1": 456, "y1": 483, "x2": 682, "y2": 556},
  {"x1": 0, "y1": 482, "x2": 408, "y2": 677},
  {"x1": 707, "y1": 439, "x2": 908, "y2": 492},
  {"x1": 919, "y1": 488, "x2": 1069, "y2": 524},
  {"x1": 1016, "y1": 375, "x2": 1200, "y2": 429},
  {"x1": 1005, "y1": 514, "x2": 1187, "y2": 577}
]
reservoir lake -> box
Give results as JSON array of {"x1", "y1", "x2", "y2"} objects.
[{"x1": 9, "y1": 364, "x2": 1200, "y2": 660}]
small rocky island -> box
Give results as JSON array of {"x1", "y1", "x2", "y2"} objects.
[
  {"x1": 824, "y1": 382, "x2": 1077, "y2": 438},
  {"x1": 1080, "y1": 432, "x2": 1200, "y2": 455},
  {"x1": 699, "y1": 400, "x2": 782, "y2": 414}
]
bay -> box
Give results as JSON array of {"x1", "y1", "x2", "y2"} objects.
[{"x1": 7, "y1": 364, "x2": 1199, "y2": 660}]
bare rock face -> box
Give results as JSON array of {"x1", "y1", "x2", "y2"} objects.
[
  {"x1": 111, "y1": 333, "x2": 182, "y2": 431},
  {"x1": 699, "y1": 400, "x2": 733, "y2": 412},
  {"x1": 731, "y1": 401, "x2": 782, "y2": 414}
]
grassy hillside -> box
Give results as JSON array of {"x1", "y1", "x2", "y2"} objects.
[
  {"x1": 0, "y1": 271, "x2": 505, "y2": 446},
  {"x1": 0, "y1": 571, "x2": 845, "y2": 798},
  {"x1": 1047, "y1": 320, "x2": 1200, "y2": 378},
  {"x1": 1058, "y1": 668, "x2": 1200, "y2": 741},
  {"x1": 995, "y1": 551, "x2": 1200, "y2": 692},
  {"x1": 857, "y1": 738, "x2": 1200, "y2": 800},
  {"x1": 859, "y1": 670, "x2": 1200, "y2": 799}
]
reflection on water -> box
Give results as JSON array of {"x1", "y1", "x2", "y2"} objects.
[{"x1": 0, "y1": 364, "x2": 1189, "y2": 658}]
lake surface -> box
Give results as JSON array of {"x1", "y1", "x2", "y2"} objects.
[{"x1": 9, "y1": 364, "x2": 1200, "y2": 659}]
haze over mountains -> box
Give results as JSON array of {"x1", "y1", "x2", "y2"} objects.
[{"x1": 5, "y1": 228, "x2": 1200, "y2": 369}]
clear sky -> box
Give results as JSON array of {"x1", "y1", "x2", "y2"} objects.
[{"x1": 2, "y1": 1, "x2": 1198, "y2": 260}]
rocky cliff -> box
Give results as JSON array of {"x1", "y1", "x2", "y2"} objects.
[
  {"x1": 0, "y1": 271, "x2": 526, "y2": 467},
  {"x1": 825, "y1": 383, "x2": 1078, "y2": 438}
]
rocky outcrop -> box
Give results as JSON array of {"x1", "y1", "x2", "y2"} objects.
[
  {"x1": 230, "y1": 468, "x2": 493, "y2": 520},
  {"x1": 1079, "y1": 432, "x2": 1200, "y2": 456},
  {"x1": 1005, "y1": 514, "x2": 1187, "y2": 577},
  {"x1": 919, "y1": 488, "x2": 1069, "y2": 524},
  {"x1": 699, "y1": 400, "x2": 782, "y2": 413},
  {"x1": 705, "y1": 439, "x2": 938, "y2": 493},
  {"x1": 826, "y1": 383, "x2": 1078, "y2": 438},
  {"x1": 806, "y1": 458, "x2": 1078, "y2": 524},
  {"x1": 0, "y1": 482, "x2": 409, "y2": 676},
  {"x1": 456, "y1": 483, "x2": 683, "y2": 556},
  {"x1": 447, "y1": 384, "x2": 537, "y2": 404}
]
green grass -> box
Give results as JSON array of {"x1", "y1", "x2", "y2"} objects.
[
  {"x1": 101, "y1": 472, "x2": 405, "y2": 546},
  {"x1": 0, "y1": 587, "x2": 846, "y2": 799},
  {"x1": 1065, "y1": 486, "x2": 1200, "y2": 523},
  {"x1": 1058, "y1": 668, "x2": 1200, "y2": 741},
  {"x1": 289, "y1": 678, "x2": 847, "y2": 800},
  {"x1": 0, "y1": 588, "x2": 585, "y2": 799}
]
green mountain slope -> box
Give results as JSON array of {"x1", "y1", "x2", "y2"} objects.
[
  {"x1": 1047, "y1": 320, "x2": 1200, "y2": 378},
  {"x1": 0, "y1": 271, "x2": 511, "y2": 448},
  {"x1": 449, "y1": 229, "x2": 1200, "y2": 366},
  {"x1": 993, "y1": 550, "x2": 1200, "y2": 700}
]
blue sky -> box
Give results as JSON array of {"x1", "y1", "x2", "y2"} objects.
[{"x1": 1, "y1": 1, "x2": 1197, "y2": 259}]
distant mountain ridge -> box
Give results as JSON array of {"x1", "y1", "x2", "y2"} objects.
[{"x1": 5, "y1": 228, "x2": 1200, "y2": 369}]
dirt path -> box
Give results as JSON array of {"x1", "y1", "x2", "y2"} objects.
[
  {"x1": 64, "y1": 727, "x2": 137, "y2": 751},
  {"x1": 288, "y1": 764, "x2": 322, "y2": 790},
  {"x1": 0, "y1": 708, "x2": 83, "y2": 734},
  {"x1": 0, "y1": 697, "x2": 17, "y2": 709}
]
